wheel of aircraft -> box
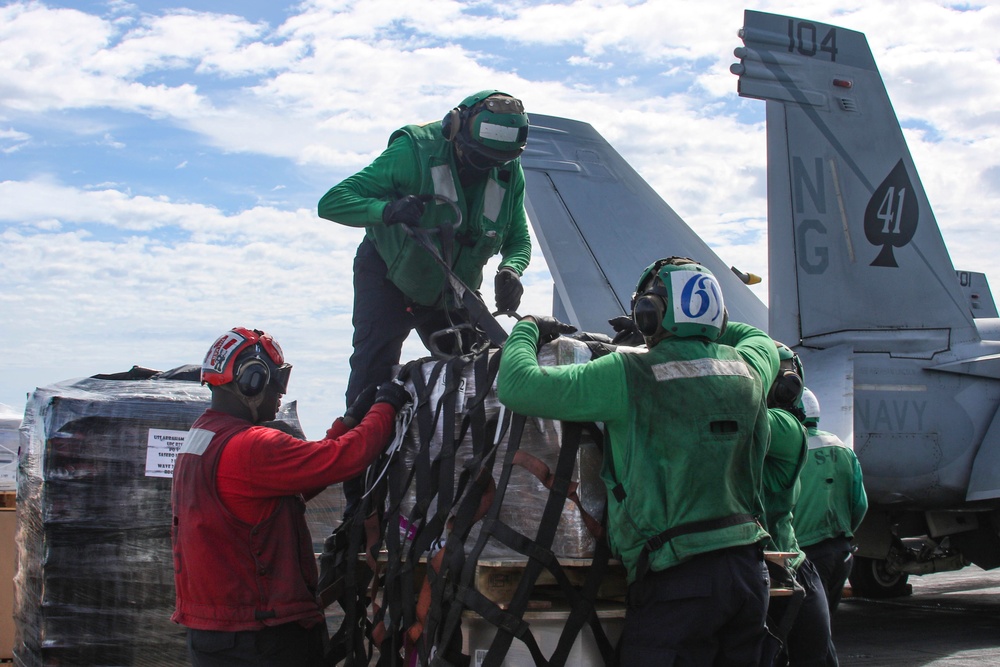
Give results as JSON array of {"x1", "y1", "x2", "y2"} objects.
[{"x1": 849, "y1": 556, "x2": 911, "y2": 599}]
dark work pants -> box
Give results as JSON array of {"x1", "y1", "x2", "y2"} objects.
[
  {"x1": 187, "y1": 622, "x2": 326, "y2": 667},
  {"x1": 621, "y1": 543, "x2": 770, "y2": 666},
  {"x1": 766, "y1": 558, "x2": 838, "y2": 666},
  {"x1": 803, "y1": 536, "x2": 854, "y2": 614},
  {"x1": 343, "y1": 238, "x2": 471, "y2": 518}
]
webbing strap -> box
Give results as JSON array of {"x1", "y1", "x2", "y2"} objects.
[
  {"x1": 338, "y1": 348, "x2": 617, "y2": 667},
  {"x1": 634, "y1": 513, "x2": 757, "y2": 584},
  {"x1": 478, "y1": 420, "x2": 592, "y2": 667},
  {"x1": 417, "y1": 352, "x2": 507, "y2": 665}
]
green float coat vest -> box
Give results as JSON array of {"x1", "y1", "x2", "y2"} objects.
[
  {"x1": 367, "y1": 123, "x2": 525, "y2": 306},
  {"x1": 607, "y1": 340, "x2": 771, "y2": 582},
  {"x1": 793, "y1": 427, "x2": 868, "y2": 548}
]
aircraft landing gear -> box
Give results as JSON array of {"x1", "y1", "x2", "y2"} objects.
[{"x1": 849, "y1": 556, "x2": 912, "y2": 598}]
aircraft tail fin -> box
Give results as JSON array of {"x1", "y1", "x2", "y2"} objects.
[
  {"x1": 732, "y1": 10, "x2": 979, "y2": 353},
  {"x1": 521, "y1": 114, "x2": 767, "y2": 335}
]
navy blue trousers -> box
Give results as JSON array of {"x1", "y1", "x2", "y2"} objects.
[
  {"x1": 803, "y1": 537, "x2": 854, "y2": 614},
  {"x1": 187, "y1": 622, "x2": 326, "y2": 667},
  {"x1": 765, "y1": 558, "x2": 838, "y2": 666},
  {"x1": 343, "y1": 238, "x2": 472, "y2": 517},
  {"x1": 621, "y1": 543, "x2": 770, "y2": 666}
]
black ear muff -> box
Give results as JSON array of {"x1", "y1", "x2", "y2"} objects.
[
  {"x1": 441, "y1": 107, "x2": 462, "y2": 141},
  {"x1": 235, "y1": 357, "x2": 270, "y2": 397},
  {"x1": 632, "y1": 294, "x2": 666, "y2": 337},
  {"x1": 768, "y1": 371, "x2": 804, "y2": 410}
]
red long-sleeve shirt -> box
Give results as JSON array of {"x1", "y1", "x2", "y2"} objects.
[{"x1": 215, "y1": 403, "x2": 397, "y2": 524}]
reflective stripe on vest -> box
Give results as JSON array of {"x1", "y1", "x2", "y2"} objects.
[
  {"x1": 430, "y1": 164, "x2": 459, "y2": 203},
  {"x1": 651, "y1": 358, "x2": 752, "y2": 382}
]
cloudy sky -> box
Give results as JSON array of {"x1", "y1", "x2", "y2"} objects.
[{"x1": 3, "y1": 0, "x2": 999, "y2": 439}]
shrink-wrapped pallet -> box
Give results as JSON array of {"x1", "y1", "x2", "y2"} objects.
[
  {"x1": 398, "y1": 338, "x2": 608, "y2": 560},
  {"x1": 12, "y1": 371, "x2": 323, "y2": 667}
]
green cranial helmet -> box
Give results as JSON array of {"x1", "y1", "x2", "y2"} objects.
[
  {"x1": 630, "y1": 257, "x2": 728, "y2": 341},
  {"x1": 799, "y1": 387, "x2": 821, "y2": 426},
  {"x1": 445, "y1": 90, "x2": 529, "y2": 170}
]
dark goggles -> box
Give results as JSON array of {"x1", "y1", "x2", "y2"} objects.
[{"x1": 271, "y1": 363, "x2": 292, "y2": 394}]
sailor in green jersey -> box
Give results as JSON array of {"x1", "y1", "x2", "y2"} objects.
[
  {"x1": 760, "y1": 343, "x2": 837, "y2": 667},
  {"x1": 318, "y1": 90, "x2": 531, "y2": 517},
  {"x1": 497, "y1": 257, "x2": 778, "y2": 666},
  {"x1": 793, "y1": 388, "x2": 868, "y2": 614}
]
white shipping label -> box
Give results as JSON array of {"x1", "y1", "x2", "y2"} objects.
[{"x1": 145, "y1": 428, "x2": 188, "y2": 478}]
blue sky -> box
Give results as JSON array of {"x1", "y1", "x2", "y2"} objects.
[{"x1": 3, "y1": 0, "x2": 1000, "y2": 438}]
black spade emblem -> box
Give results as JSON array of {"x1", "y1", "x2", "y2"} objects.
[{"x1": 864, "y1": 159, "x2": 918, "y2": 267}]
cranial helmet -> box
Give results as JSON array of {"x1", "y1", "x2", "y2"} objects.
[
  {"x1": 799, "y1": 387, "x2": 821, "y2": 426},
  {"x1": 630, "y1": 257, "x2": 728, "y2": 342},
  {"x1": 442, "y1": 90, "x2": 529, "y2": 171},
  {"x1": 201, "y1": 327, "x2": 292, "y2": 398},
  {"x1": 767, "y1": 341, "x2": 804, "y2": 410}
]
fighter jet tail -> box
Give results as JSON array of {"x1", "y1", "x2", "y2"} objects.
[
  {"x1": 521, "y1": 114, "x2": 767, "y2": 336},
  {"x1": 732, "y1": 10, "x2": 980, "y2": 354}
]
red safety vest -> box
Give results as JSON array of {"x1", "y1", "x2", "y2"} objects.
[{"x1": 171, "y1": 411, "x2": 322, "y2": 631}]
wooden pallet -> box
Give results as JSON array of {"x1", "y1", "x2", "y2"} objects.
[
  {"x1": 765, "y1": 551, "x2": 799, "y2": 597},
  {"x1": 474, "y1": 557, "x2": 628, "y2": 608}
]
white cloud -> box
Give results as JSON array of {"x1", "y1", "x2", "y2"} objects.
[{"x1": 2, "y1": 0, "x2": 999, "y2": 437}]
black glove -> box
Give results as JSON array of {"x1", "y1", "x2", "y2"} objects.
[
  {"x1": 394, "y1": 358, "x2": 425, "y2": 384},
  {"x1": 531, "y1": 315, "x2": 577, "y2": 346},
  {"x1": 374, "y1": 381, "x2": 412, "y2": 412},
  {"x1": 494, "y1": 267, "x2": 524, "y2": 313},
  {"x1": 609, "y1": 315, "x2": 644, "y2": 346},
  {"x1": 344, "y1": 384, "x2": 378, "y2": 424},
  {"x1": 584, "y1": 340, "x2": 617, "y2": 359},
  {"x1": 382, "y1": 194, "x2": 432, "y2": 227}
]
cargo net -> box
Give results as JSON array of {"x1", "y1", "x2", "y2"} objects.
[{"x1": 320, "y1": 338, "x2": 620, "y2": 666}]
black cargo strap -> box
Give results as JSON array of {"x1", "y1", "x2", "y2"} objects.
[
  {"x1": 634, "y1": 513, "x2": 757, "y2": 584},
  {"x1": 331, "y1": 346, "x2": 617, "y2": 667},
  {"x1": 469, "y1": 420, "x2": 615, "y2": 667}
]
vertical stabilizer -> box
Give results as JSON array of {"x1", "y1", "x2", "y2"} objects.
[
  {"x1": 522, "y1": 114, "x2": 767, "y2": 336},
  {"x1": 733, "y1": 11, "x2": 978, "y2": 353}
]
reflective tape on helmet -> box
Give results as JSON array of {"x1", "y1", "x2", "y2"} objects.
[{"x1": 478, "y1": 121, "x2": 522, "y2": 143}]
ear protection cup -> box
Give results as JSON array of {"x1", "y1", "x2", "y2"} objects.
[
  {"x1": 234, "y1": 356, "x2": 270, "y2": 397},
  {"x1": 768, "y1": 370, "x2": 804, "y2": 410},
  {"x1": 632, "y1": 294, "x2": 666, "y2": 337},
  {"x1": 441, "y1": 107, "x2": 462, "y2": 141}
]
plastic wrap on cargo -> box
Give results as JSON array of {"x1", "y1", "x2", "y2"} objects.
[
  {"x1": 12, "y1": 372, "x2": 327, "y2": 667},
  {"x1": 398, "y1": 337, "x2": 607, "y2": 560}
]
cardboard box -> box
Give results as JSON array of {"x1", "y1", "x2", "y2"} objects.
[
  {"x1": 1, "y1": 507, "x2": 15, "y2": 660},
  {"x1": 463, "y1": 603, "x2": 624, "y2": 667}
]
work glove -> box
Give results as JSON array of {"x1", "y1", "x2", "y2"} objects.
[
  {"x1": 530, "y1": 315, "x2": 578, "y2": 347},
  {"x1": 344, "y1": 384, "x2": 378, "y2": 425},
  {"x1": 609, "y1": 315, "x2": 644, "y2": 346},
  {"x1": 494, "y1": 267, "x2": 524, "y2": 313},
  {"x1": 382, "y1": 194, "x2": 433, "y2": 227},
  {"x1": 394, "y1": 358, "x2": 425, "y2": 384},
  {"x1": 374, "y1": 381, "x2": 412, "y2": 412}
]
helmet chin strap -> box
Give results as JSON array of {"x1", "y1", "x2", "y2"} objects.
[{"x1": 222, "y1": 382, "x2": 268, "y2": 423}]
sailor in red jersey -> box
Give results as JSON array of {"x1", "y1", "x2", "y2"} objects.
[{"x1": 171, "y1": 327, "x2": 410, "y2": 666}]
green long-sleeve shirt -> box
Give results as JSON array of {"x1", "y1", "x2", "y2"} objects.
[
  {"x1": 497, "y1": 319, "x2": 779, "y2": 581},
  {"x1": 763, "y1": 407, "x2": 808, "y2": 570},
  {"x1": 793, "y1": 426, "x2": 868, "y2": 547},
  {"x1": 318, "y1": 122, "x2": 531, "y2": 306}
]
